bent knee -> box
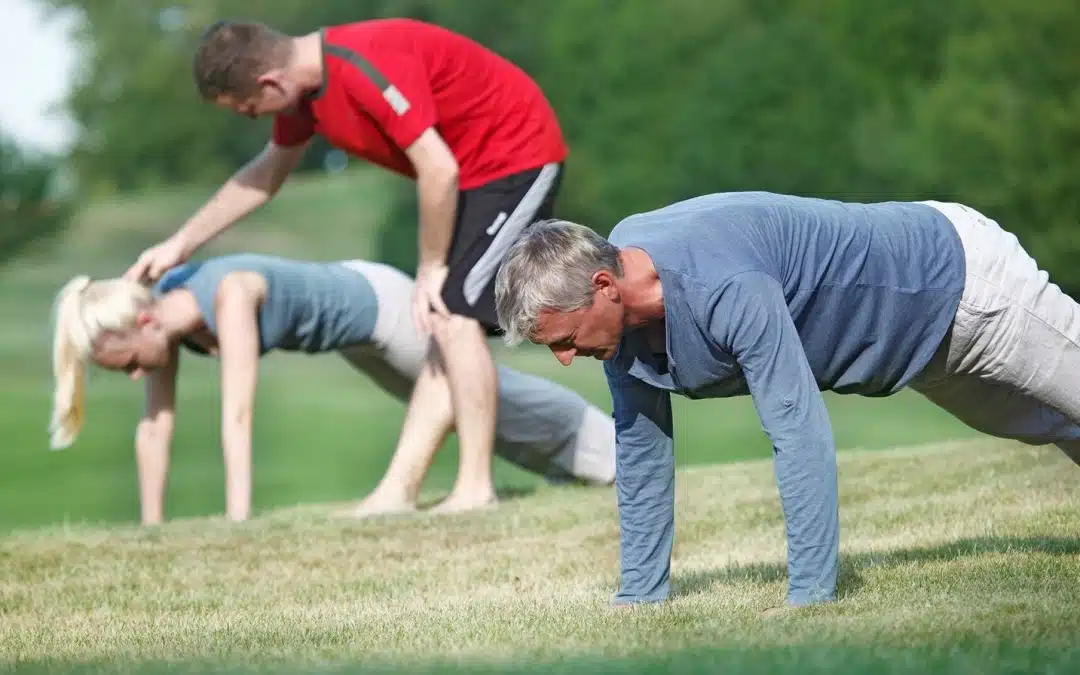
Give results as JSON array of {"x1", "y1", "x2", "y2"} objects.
[{"x1": 431, "y1": 313, "x2": 486, "y2": 344}]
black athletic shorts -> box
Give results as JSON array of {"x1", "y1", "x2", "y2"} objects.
[{"x1": 441, "y1": 162, "x2": 564, "y2": 334}]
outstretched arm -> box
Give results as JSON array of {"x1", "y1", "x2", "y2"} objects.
[
  {"x1": 214, "y1": 271, "x2": 268, "y2": 522},
  {"x1": 709, "y1": 272, "x2": 839, "y2": 606},
  {"x1": 407, "y1": 129, "x2": 458, "y2": 333},
  {"x1": 135, "y1": 344, "x2": 180, "y2": 525},
  {"x1": 606, "y1": 360, "x2": 676, "y2": 605},
  {"x1": 125, "y1": 140, "x2": 308, "y2": 283},
  {"x1": 172, "y1": 141, "x2": 308, "y2": 255}
]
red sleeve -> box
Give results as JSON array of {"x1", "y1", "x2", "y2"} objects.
[
  {"x1": 337, "y1": 48, "x2": 436, "y2": 151},
  {"x1": 272, "y1": 110, "x2": 315, "y2": 146}
]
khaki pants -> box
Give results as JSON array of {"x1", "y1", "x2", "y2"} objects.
[
  {"x1": 910, "y1": 201, "x2": 1080, "y2": 465},
  {"x1": 334, "y1": 260, "x2": 616, "y2": 484}
]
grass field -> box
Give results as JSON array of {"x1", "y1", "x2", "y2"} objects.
[
  {"x1": 1, "y1": 170, "x2": 1077, "y2": 673},
  {"x1": 0, "y1": 168, "x2": 985, "y2": 532},
  {"x1": 3, "y1": 438, "x2": 1079, "y2": 673}
]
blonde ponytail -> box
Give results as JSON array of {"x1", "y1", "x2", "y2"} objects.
[
  {"x1": 49, "y1": 276, "x2": 93, "y2": 450},
  {"x1": 47, "y1": 275, "x2": 154, "y2": 450}
]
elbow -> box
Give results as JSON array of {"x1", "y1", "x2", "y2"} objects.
[
  {"x1": 265, "y1": 164, "x2": 293, "y2": 196},
  {"x1": 237, "y1": 153, "x2": 287, "y2": 199},
  {"x1": 442, "y1": 162, "x2": 459, "y2": 188},
  {"x1": 420, "y1": 159, "x2": 459, "y2": 193}
]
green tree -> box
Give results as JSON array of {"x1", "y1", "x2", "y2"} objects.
[
  {"x1": 42, "y1": 0, "x2": 1080, "y2": 293},
  {"x1": 0, "y1": 137, "x2": 75, "y2": 266},
  {"x1": 882, "y1": 0, "x2": 1080, "y2": 292},
  {"x1": 41, "y1": 0, "x2": 386, "y2": 194}
]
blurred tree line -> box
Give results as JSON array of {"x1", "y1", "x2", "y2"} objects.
[
  {"x1": 0, "y1": 135, "x2": 73, "y2": 266},
  {"x1": 37, "y1": 0, "x2": 1080, "y2": 290}
]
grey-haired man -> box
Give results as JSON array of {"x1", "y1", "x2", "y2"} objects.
[{"x1": 493, "y1": 191, "x2": 1080, "y2": 609}]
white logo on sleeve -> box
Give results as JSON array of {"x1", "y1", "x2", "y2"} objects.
[
  {"x1": 486, "y1": 212, "x2": 508, "y2": 236},
  {"x1": 383, "y1": 85, "x2": 411, "y2": 115}
]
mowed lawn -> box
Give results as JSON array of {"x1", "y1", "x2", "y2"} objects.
[
  {"x1": 0, "y1": 168, "x2": 985, "y2": 531},
  {"x1": 2, "y1": 439, "x2": 1079, "y2": 674},
  {"x1": 2, "y1": 171, "x2": 1079, "y2": 674}
]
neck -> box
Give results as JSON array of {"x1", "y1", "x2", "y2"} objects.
[
  {"x1": 617, "y1": 248, "x2": 665, "y2": 329},
  {"x1": 288, "y1": 32, "x2": 326, "y2": 95},
  {"x1": 152, "y1": 291, "x2": 205, "y2": 342}
]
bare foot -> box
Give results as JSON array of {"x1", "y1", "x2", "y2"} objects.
[
  {"x1": 336, "y1": 491, "x2": 417, "y2": 519},
  {"x1": 428, "y1": 492, "x2": 498, "y2": 515}
]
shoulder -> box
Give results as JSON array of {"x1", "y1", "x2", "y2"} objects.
[
  {"x1": 178, "y1": 255, "x2": 280, "y2": 292},
  {"x1": 607, "y1": 212, "x2": 651, "y2": 248},
  {"x1": 320, "y1": 21, "x2": 430, "y2": 105},
  {"x1": 703, "y1": 270, "x2": 787, "y2": 335},
  {"x1": 708, "y1": 270, "x2": 782, "y2": 302},
  {"x1": 153, "y1": 261, "x2": 203, "y2": 297},
  {"x1": 608, "y1": 193, "x2": 752, "y2": 242},
  {"x1": 324, "y1": 18, "x2": 445, "y2": 55}
]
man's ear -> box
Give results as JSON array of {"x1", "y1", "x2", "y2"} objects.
[
  {"x1": 254, "y1": 71, "x2": 290, "y2": 101},
  {"x1": 592, "y1": 270, "x2": 620, "y2": 301},
  {"x1": 256, "y1": 70, "x2": 286, "y2": 89}
]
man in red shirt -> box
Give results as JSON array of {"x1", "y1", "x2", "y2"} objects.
[{"x1": 125, "y1": 18, "x2": 569, "y2": 515}]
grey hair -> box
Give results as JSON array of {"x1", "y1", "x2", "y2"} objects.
[{"x1": 494, "y1": 219, "x2": 622, "y2": 345}]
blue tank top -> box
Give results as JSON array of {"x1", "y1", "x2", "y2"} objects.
[{"x1": 153, "y1": 254, "x2": 380, "y2": 356}]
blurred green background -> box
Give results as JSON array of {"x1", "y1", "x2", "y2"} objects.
[{"x1": 5, "y1": 0, "x2": 1078, "y2": 531}]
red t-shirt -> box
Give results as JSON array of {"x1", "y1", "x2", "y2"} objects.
[{"x1": 273, "y1": 19, "x2": 568, "y2": 190}]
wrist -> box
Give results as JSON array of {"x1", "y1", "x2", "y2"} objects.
[
  {"x1": 418, "y1": 259, "x2": 448, "y2": 272},
  {"x1": 169, "y1": 231, "x2": 194, "y2": 259}
]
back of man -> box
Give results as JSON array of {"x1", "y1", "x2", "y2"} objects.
[
  {"x1": 608, "y1": 191, "x2": 968, "y2": 397},
  {"x1": 274, "y1": 18, "x2": 567, "y2": 190}
]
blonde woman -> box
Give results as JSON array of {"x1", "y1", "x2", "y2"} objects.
[{"x1": 50, "y1": 253, "x2": 615, "y2": 525}]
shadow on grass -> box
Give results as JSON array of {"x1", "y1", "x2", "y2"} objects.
[
  {"x1": 671, "y1": 535, "x2": 1080, "y2": 600},
  {"x1": 415, "y1": 485, "x2": 539, "y2": 510}
]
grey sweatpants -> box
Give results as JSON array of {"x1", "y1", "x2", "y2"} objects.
[
  {"x1": 910, "y1": 201, "x2": 1080, "y2": 466},
  {"x1": 334, "y1": 260, "x2": 616, "y2": 485}
]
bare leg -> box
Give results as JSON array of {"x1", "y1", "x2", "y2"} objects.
[
  {"x1": 135, "y1": 432, "x2": 170, "y2": 525},
  {"x1": 335, "y1": 259, "x2": 609, "y2": 515},
  {"x1": 429, "y1": 313, "x2": 499, "y2": 513},
  {"x1": 342, "y1": 342, "x2": 455, "y2": 516}
]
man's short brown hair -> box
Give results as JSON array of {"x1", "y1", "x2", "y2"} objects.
[{"x1": 192, "y1": 20, "x2": 293, "y2": 100}]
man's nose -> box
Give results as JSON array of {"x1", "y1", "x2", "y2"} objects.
[{"x1": 551, "y1": 346, "x2": 576, "y2": 366}]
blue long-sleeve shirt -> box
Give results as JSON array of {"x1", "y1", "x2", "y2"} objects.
[{"x1": 605, "y1": 191, "x2": 966, "y2": 606}]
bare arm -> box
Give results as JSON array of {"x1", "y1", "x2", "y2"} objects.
[
  {"x1": 172, "y1": 140, "x2": 309, "y2": 256},
  {"x1": 125, "y1": 141, "x2": 308, "y2": 283},
  {"x1": 406, "y1": 128, "x2": 460, "y2": 269},
  {"x1": 135, "y1": 344, "x2": 179, "y2": 525},
  {"x1": 405, "y1": 128, "x2": 459, "y2": 331},
  {"x1": 214, "y1": 271, "x2": 268, "y2": 522}
]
